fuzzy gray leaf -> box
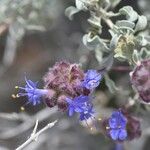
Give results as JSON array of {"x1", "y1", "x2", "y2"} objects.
[
  {"x1": 135, "y1": 15, "x2": 147, "y2": 32},
  {"x1": 116, "y1": 20, "x2": 135, "y2": 29},
  {"x1": 75, "y1": 0, "x2": 87, "y2": 10},
  {"x1": 95, "y1": 48, "x2": 103, "y2": 63},
  {"x1": 88, "y1": 15, "x2": 102, "y2": 29},
  {"x1": 119, "y1": 6, "x2": 138, "y2": 22},
  {"x1": 104, "y1": 74, "x2": 119, "y2": 93},
  {"x1": 65, "y1": 6, "x2": 80, "y2": 20},
  {"x1": 132, "y1": 50, "x2": 141, "y2": 63},
  {"x1": 83, "y1": 33, "x2": 110, "y2": 52},
  {"x1": 110, "y1": 34, "x2": 121, "y2": 50}
]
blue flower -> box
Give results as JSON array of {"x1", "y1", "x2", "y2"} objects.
[
  {"x1": 66, "y1": 95, "x2": 94, "y2": 121},
  {"x1": 66, "y1": 95, "x2": 90, "y2": 116},
  {"x1": 17, "y1": 77, "x2": 48, "y2": 105},
  {"x1": 108, "y1": 111, "x2": 127, "y2": 141},
  {"x1": 82, "y1": 70, "x2": 102, "y2": 90},
  {"x1": 79, "y1": 103, "x2": 94, "y2": 121}
]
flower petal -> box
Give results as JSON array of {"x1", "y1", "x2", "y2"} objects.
[
  {"x1": 109, "y1": 118, "x2": 118, "y2": 129},
  {"x1": 68, "y1": 106, "x2": 74, "y2": 116},
  {"x1": 110, "y1": 129, "x2": 119, "y2": 140},
  {"x1": 118, "y1": 129, "x2": 127, "y2": 140}
]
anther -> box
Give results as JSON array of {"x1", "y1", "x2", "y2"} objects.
[
  {"x1": 16, "y1": 94, "x2": 20, "y2": 98},
  {"x1": 98, "y1": 118, "x2": 102, "y2": 121},
  {"x1": 20, "y1": 107, "x2": 25, "y2": 111},
  {"x1": 12, "y1": 94, "x2": 16, "y2": 98}
]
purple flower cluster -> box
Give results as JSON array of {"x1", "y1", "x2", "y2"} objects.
[
  {"x1": 16, "y1": 61, "x2": 102, "y2": 122},
  {"x1": 14, "y1": 60, "x2": 143, "y2": 143}
]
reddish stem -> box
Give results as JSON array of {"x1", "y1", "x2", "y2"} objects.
[{"x1": 111, "y1": 66, "x2": 132, "y2": 72}]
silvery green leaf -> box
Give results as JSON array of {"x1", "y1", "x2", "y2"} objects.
[
  {"x1": 116, "y1": 20, "x2": 135, "y2": 29},
  {"x1": 88, "y1": 14, "x2": 101, "y2": 29},
  {"x1": 144, "y1": 36, "x2": 150, "y2": 45},
  {"x1": 119, "y1": 6, "x2": 138, "y2": 22},
  {"x1": 104, "y1": 0, "x2": 110, "y2": 5},
  {"x1": 99, "y1": 41, "x2": 111, "y2": 52},
  {"x1": 83, "y1": 33, "x2": 99, "y2": 50},
  {"x1": 95, "y1": 48, "x2": 103, "y2": 63},
  {"x1": 135, "y1": 15, "x2": 147, "y2": 32},
  {"x1": 109, "y1": 29, "x2": 116, "y2": 37},
  {"x1": 115, "y1": 20, "x2": 135, "y2": 32},
  {"x1": 132, "y1": 50, "x2": 141, "y2": 63},
  {"x1": 75, "y1": 0, "x2": 87, "y2": 10},
  {"x1": 26, "y1": 25, "x2": 45, "y2": 31},
  {"x1": 95, "y1": 50, "x2": 114, "y2": 70},
  {"x1": 104, "y1": 74, "x2": 119, "y2": 93},
  {"x1": 101, "y1": 53, "x2": 114, "y2": 70},
  {"x1": 141, "y1": 48, "x2": 150, "y2": 59},
  {"x1": 83, "y1": 33, "x2": 110, "y2": 51},
  {"x1": 136, "y1": 35, "x2": 148, "y2": 46},
  {"x1": 32, "y1": 0, "x2": 43, "y2": 9},
  {"x1": 110, "y1": 34, "x2": 121, "y2": 50},
  {"x1": 28, "y1": 11, "x2": 38, "y2": 20},
  {"x1": 132, "y1": 47, "x2": 150, "y2": 62},
  {"x1": 65, "y1": 6, "x2": 80, "y2": 20},
  {"x1": 11, "y1": 23, "x2": 25, "y2": 40},
  {"x1": 16, "y1": 16, "x2": 26, "y2": 25},
  {"x1": 140, "y1": 48, "x2": 148, "y2": 59}
]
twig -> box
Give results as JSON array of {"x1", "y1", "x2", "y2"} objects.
[
  {"x1": 16, "y1": 120, "x2": 57, "y2": 150},
  {"x1": 31, "y1": 120, "x2": 39, "y2": 137}
]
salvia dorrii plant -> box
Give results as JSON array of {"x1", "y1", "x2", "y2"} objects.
[{"x1": 13, "y1": 0, "x2": 150, "y2": 146}]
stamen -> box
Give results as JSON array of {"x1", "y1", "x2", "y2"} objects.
[
  {"x1": 84, "y1": 116, "x2": 90, "y2": 129},
  {"x1": 84, "y1": 120, "x2": 90, "y2": 128},
  {"x1": 90, "y1": 116, "x2": 100, "y2": 131},
  {"x1": 17, "y1": 87, "x2": 26, "y2": 90},
  {"x1": 98, "y1": 117, "x2": 102, "y2": 121},
  {"x1": 15, "y1": 86, "x2": 19, "y2": 89},
  {"x1": 90, "y1": 127, "x2": 93, "y2": 131},
  {"x1": 90, "y1": 116, "x2": 95, "y2": 121},
  {"x1": 12, "y1": 94, "x2": 16, "y2": 98},
  {"x1": 16, "y1": 94, "x2": 20, "y2": 98},
  {"x1": 20, "y1": 106, "x2": 25, "y2": 111},
  {"x1": 106, "y1": 126, "x2": 110, "y2": 130}
]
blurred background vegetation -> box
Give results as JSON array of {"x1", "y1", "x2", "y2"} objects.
[{"x1": 0, "y1": 0, "x2": 149, "y2": 150}]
